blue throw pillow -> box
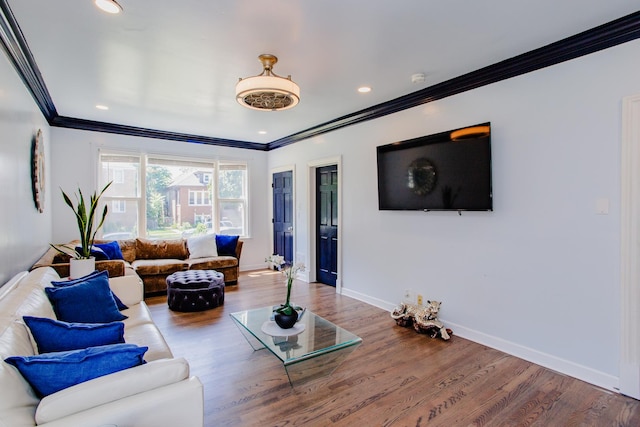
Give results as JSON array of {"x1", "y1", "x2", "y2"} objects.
[
  {"x1": 216, "y1": 234, "x2": 239, "y2": 256},
  {"x1": 94, "y1": 241, "x2": 124, "y2": 260},
  {"x1": 51, "y1": 270, "x2": 128, "y2": 311},
  {"x1": 23, "y1": 316, "x2": 125, "y2": 354},
  {"x1": 5, "y1": 343, "x2": 147, "y2": 397},
  {"x1": 74, "y1": 245, "x2": 109, "y2": 260},
  {"x1": 46, "y1": 272, "x2": 127, "y2": 323}
]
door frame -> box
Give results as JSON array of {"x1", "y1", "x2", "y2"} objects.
[
  {"x1": 307, "y1": 156, "x2": 342, "y2": 293},
  {"x1": 269, "y1": 164, "x2": 296, "y2": 265},
  {"x1": 620, "y1": 93, "x2": 640, "y2": 399}
]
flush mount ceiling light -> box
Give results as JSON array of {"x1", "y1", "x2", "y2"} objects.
[
  {"x1": 236, "y1": 54, "x2": 300, "y2": 111},
  {"x1": 95, "y1": 0, "x2": 122, "y2": 14}
]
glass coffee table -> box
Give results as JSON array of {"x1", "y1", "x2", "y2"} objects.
[{"x1": 230, "y1": 306, "x2": 362, "y2": 386}]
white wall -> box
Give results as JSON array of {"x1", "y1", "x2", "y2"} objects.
[
  {"x1": 0, "y1": 48, "x2": 52, "y2": 285},
  {"x1": 267, "y1": 39, "x2": 640, "y2": 391},
  {"x1": 50, "y1": 127, "x2": 270, "y2": 271}
]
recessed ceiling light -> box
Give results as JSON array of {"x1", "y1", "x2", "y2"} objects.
[
  {"x1": 95, "y1": 0, "x2": 123, "y2": 14},
  {"x1": 96, "y1": 105, "x2": 109, "y2": 110},
  {"x1": 358, "y1": 86, "x2": 372, "y2": 93},
  {"x1": 258, "y1": 130, "x2": 267, "y2": 135}
]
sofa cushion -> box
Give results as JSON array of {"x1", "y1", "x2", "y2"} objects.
[
  {"x1": 124, "y1": 322, "x2": 174, "y2": 361},
  {"x1": 135, "y1": 238, "x2": 188, "y2": 260},
  {"x1": 95, "y1": 241, "x2": 125, "y2": 260},
  {"x1": 52, "y1": 252, "x2": 72, "y2": 264},
  {"x1": 215, "y1": 235, "x2": 239, "y2": 256},
  {"x1": 0, "y1": 268, "x2": 58, "y2": 321},
  {"x1": 45, "y1": 273, "x2": 127, "y2": 323},
  {"x1": 132, "y1": 259, "x2": 188, "y2": 276},
  {"x1": 52, "y1": 270, "x2": 128, "y2": 311},
  {"x1": 35, "y1": 358, "x2": 190, "y2": 425},
  {"x1": 23, "y1": 316, "x2": 125, "y2": 354},
  {"x1": 115, "y1": 239, "x2": 137, "y2": 263},
  {"x1": 187, "y1": 256, "x2": 238, "y2": 271},
  {"x1": 187, "y1": 234, "x2": 218, "y2": 259},
  {"x1": 108, "y1": 275, "x2": 144, "y2": 309},
  {"x1": 0, "y1": 319, "x2": 41, "y2": 427},
  {"x1": 4, "y1": 343, "x2": 148, "y2": 397}
]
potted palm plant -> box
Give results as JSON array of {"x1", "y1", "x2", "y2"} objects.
[{"x1": 51, "y1": 182, "x2": 113, "y2": 278}]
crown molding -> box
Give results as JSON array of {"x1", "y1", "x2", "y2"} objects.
[
  {"x1": 268, "y1": 10, "x2": 640, "y2": 150},
  {"x1": 1, "y1": 2, "x2": 639, "y2": 151},
  {"x1": 0, "y1": 0, "x2": 56, "y2": 121},
  {"x1": 50, "y1": 116, "x2": 267, "y2": 151}
]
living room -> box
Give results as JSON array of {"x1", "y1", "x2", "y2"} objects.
[{"x1": 2, "y1": 1, "x2": 640, "y2": 425}]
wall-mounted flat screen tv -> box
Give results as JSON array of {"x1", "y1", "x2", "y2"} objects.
[{"x1": 377, "y1": 122, "x2": 492, "y2": 211}]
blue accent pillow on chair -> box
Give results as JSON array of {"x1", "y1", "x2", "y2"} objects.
[
  {"x1": 51, "y1": 270, "x2": 128, "y2": 311},
  {"x1": 46, "y1": 272, "x2": 127, "y2": 323},
  {"x1": 5, "y1": 343, "x2": 147, "y2": 397},
  {"x1": 94, "y1": 241, "x2": 124, "y2": 260},
  {"x1": 23, "y1": 316, "x2": 125, "y2": 354},
  {"x1": 215, "y1": 234, "x2": 239, "y2": 256}
]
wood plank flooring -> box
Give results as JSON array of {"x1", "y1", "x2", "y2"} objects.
[{"x1": 146, "y1": 270, "x2": 640, "y2": 426}]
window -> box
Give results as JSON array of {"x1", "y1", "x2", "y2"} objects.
[
  {"x1": 99, "y1": 151, "x2": 248, "y2": 239},
  {"x1": 217, "y1": 163, "x2": 247, "y2": 236},
  {"x1": 111, "y1": 200, "x2": 126, "y2": 213},
  {"x1": 188, "y1": 190, "x2": 210, "y2": 206},
  {"x1": 99, "y1": 153, "x2": 141, "y2": 239},
  {"x1": 113, "y1": 168, "x2": 125, "y2": 184}
]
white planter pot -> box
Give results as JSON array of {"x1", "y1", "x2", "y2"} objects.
[{"x1": 69, "y1": 257, "x2": 96, "y2": 279}]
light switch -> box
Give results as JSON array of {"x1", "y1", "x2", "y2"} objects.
[{"x1": 596, "y1": 198, "x2": 609, "y2": 215}]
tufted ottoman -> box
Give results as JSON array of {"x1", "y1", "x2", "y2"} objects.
[{"x1": 166, "y1": 270, "x2": 225, "y2": 312}]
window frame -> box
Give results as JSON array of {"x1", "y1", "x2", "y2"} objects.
[{"x1": 98, "y1": 150, "x2": 249, "y2": 239}]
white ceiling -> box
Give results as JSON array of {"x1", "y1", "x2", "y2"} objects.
[{"x1": 7, "y1": 1, "x2": 640, "y2": 144}]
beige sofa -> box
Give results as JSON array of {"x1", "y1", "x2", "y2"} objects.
[
  {"x1": 0, "y1": 267, "x2": 204, "y2": 427},
  {"x1": 32, "y1": 236, "x2": 243, "y2": 295}
]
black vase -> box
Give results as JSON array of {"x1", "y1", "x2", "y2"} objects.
[{"x1": 274, "y1": 311, "x2": 298, "y2": 329}]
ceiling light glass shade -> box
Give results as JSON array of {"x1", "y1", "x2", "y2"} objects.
[
  {"x1": 95, "y1": 0, "x2": 122, "y2": 14},
  {"x1": 236, "y1": 54, "x2": 300, "y2": 111}
]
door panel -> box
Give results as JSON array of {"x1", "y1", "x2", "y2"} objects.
[
  {"x1": 316, "y1": 165, "x2": 338, "y2": 286},
  {"x1": 273, "y1": 171, "x2": 293, "y2": 263}
]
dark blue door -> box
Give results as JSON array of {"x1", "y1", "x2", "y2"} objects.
[
  {"x1": 273, "y1": 171, "x2": 293, "y2": 263},
  {"x1": 316, "y1": 165, "x2": 338, "y2": 286}
]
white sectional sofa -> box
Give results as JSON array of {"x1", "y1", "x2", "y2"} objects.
[{"x1": 0, "y1": 267, "x2": 204, "y2": 427}]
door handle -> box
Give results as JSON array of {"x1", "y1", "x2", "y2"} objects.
[{"x1": 287, "y1": 227, "x2": 293, "y2": 231}]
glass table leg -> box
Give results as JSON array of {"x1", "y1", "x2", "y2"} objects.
[{"x1": 284, "y1": 343, "x2": 361, "y2": 386}]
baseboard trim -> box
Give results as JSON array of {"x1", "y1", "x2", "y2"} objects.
[
  {"x1": 444, "y1": 321, "x2": 619, "y2": 393},
  {"x1": 340, "y1": 287, "x2": 619, "y2": 393},
  {"x1": 341, "y1": 288, "x2": 396, "y2": 312}
]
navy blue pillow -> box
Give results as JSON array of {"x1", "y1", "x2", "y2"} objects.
[
  {"x1": 74, "y1": 245, "x2": 109, "y2": 260},
  {"x1": 216, "y1": 235, "x2": 239, "y2": 256},
  {"x1": 51, "y1": 270, "x2": 128, "y2": 311},
  {"x1": 94, "y1": 241, "x2": 124, "y2": 260},
  {"x1": 46, "y1": 273, "x2": 127, "y2": 323},
  {"x1": 5, "y1": 343, "x2": 147, "y2": 397},
  {"x1": 23, "y1": 316, "x2": 125, "y2": 354}
]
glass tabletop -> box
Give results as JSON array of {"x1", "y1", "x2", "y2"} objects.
[{"x1": 230, "y1": 306, "x2": 362, "y2": 366}]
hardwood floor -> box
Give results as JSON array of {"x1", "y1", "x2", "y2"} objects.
[{"x1": 146, "y1": 270, "x2": 640, "y2": 426}]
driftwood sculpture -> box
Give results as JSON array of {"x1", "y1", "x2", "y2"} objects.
[{"x1": 390, "y1": 301, "x2": 451, "y2": 340}]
